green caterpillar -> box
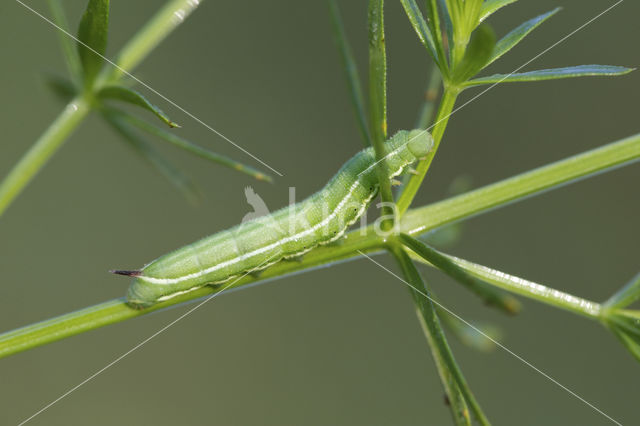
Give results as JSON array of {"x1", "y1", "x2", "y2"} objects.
[{"x1": 116, "y1": 129, "x2": 433, "y2": 308}]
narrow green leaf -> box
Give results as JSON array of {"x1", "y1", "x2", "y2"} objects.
[
  {"x1": 425, "y1": 0, "x2": 449, "y2": 75},
  {"x1": 452, "y1": 23, "x2": 496, "y2": 83},
  {"x1": 400, "y1": 0, "x2": 442, "y2": 68},
  {"x1": 112, "y1": 110, "x2": 272, "y2": 182},
  {"x1": 487, "y1": 8, "x2": 561, "y2": 68},
  {"x1": 390, "y1": 247, "x2": 489, "y2": 426},
  {"x1": 462, "y1": 0, "x2": 484, "y2": 32},
  {"x1": 43, "y1": 75, "x2": 77, "y2": 102},
  {"x1": 438, "y1": 0, "x2": 454, "y2": 56},
  {"x1": 103, "y1": 111, "x2": 200, "y2": 204},
  {"x1": 439, "y1": 311, "x2": 500, "y2": 352},
  {"x1": 47, "y1": 0, "x2": 82, "y2": 82},
  {"x1": 328, "y1": 0, "x2": 371, "y2": 147},
  {"x1": 77, "y1": 0, "x2": 110, "y2": 88},
  {"x1": 465, "y1": 65, "x2": 634, "y2": 87},
  {"x1": 606, "y1": 312, "x2": 640, "y2": 363},
  {"x1": 610, "y1": 326, "x2": 640, "y2": 362},
  {"x1": 400, "y1": 233, "x2": 520, "y2": 314},
  {"x1": 604, "y1": 272, "x2": 640, "y2": 310},
  {"x1": 98, "y1": 85, "x2": 180, "y2": 128},
  {"x1": 411, "y1": 248, "x2": 601, "y2": 318},
  {"x1": 478, "y1": 0, "x2": 519, "y2": 23}
]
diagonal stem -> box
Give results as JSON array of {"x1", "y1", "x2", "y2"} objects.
[
  {"x1": 397, "y1": 87, "x2": 459, "y2": 215},
  {"x1": 0, "y1": 97, "x2": 90, "y2": 217}
]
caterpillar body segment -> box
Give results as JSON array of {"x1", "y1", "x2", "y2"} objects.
[{"x1": 124, "y1": 129, "x2": 433, "y2": 307}]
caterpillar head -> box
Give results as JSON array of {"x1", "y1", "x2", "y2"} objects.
[{"x1": 406, "y1": 129, "x2": 434, "y2": 159}]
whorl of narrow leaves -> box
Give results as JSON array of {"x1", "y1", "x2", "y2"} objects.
[
  {"x1": 400, "y1": 0, "x2": 632, "y2": 90},
  {"x1": 77, "y1": 0, "x2": 110, "y2": 89}
]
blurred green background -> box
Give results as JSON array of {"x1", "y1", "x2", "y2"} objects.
[{"x1": 1, "y1": 0, "x2": 638, "y2": 424}]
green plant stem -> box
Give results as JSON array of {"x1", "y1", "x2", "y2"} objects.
[
  {"x1": 400, "y1": 132, "x2": 640, "y2": 236},
  {"x1": 0, "y1": 232, "x2": 385, "y2": 359},
  {"x1": 0, "y1": 0, "x2": 203, "y2": 220},
  {"x1": 0, "y1": 132, "x2": 638, "y2": 358},
  {"x1": 411, "y1": 251, "x2": 601, "y2": 319},
  {"x1": 0, "y1": 97, "x2": 90, "y2": 217},
  {"x1": 398, "y1": 87, "x2": 459, "y2": 215},
  {"x1": 400, "y1": 233, "x2": 521, "y2": 315},
  {"x1": 389, "y1": 245, "x2": 488, "y2": 425},
  {"x1": 368, "y1": 0, "x2": 395, "y2": 229},
  {"x1": 328, "y1": 0, "x2": 371, "y2": 147},
  {"x1": 104, "y1": 0, "x2": 203, "y2": 81}
]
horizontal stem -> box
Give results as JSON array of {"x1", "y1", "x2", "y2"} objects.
[
  {"x1": 0, "y1": 232, "x2": 384, "y2": 359},
  {"x1": 0, "y1": 97, "x2": 90, "y2": 217},
  {"x1": 1, "y1": 132, "x2": 638, "y2": 358}
]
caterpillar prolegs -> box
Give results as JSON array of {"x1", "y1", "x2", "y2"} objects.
[{"x1": 117, "y1": 129, "x2": 433, "y2": 307}]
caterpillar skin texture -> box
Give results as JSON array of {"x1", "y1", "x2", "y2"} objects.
[{"x1": 125, "y1": 129, "x2": 433, "y2": 307}]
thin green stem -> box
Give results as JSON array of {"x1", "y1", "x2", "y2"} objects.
[
  {"x1": 400, "y1": 132, "x2": 640, "y2": 236},
  {"x1": 399, "y1": 233, "x2": 521, "y2": 315},
  {"x1": 104, "y1": 0, "x2": 203, "y2": 82},
  {"x1": 389, "y1": 245, "x2": 489, "y2": 425},
  {"x1": 398, "y1": 87, "x2": 459, "y2": 215},
  {"x1": 328, "y1": 0, "x2": 371, "y2": 147},
  {"x1": 368, "y1": 0, "x2": 395, "y2": 229},
  {"x1": 0, "y1": 0, "x2": 205, "y2": 219},
  {"x1": 0, "y1": 97, "x2": 90, "y2": 217},
  {"x1": 0, "y1": 132, "x2": 637, "y2": 358},
  {"x1": 412, "y1": 294, "x2": 472, "y2": 425}
]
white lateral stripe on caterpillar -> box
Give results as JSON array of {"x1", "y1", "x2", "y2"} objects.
[
  {"x1": 138, "y1": 144, "x2": 407, "y2": 285},
  {"x1": 123, "y1": 129, "x2": 434, "y2": 307}
]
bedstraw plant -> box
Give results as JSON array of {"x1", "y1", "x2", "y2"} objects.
[{"x1": 1, "y1": 0, "x2": 638, "y2": 424}]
